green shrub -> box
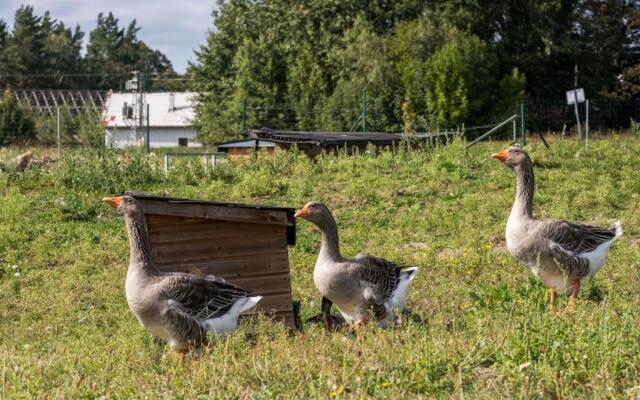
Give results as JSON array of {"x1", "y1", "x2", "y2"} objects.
[{"x1": 0, "y1": 88, "x2": 36, "y2": 145}]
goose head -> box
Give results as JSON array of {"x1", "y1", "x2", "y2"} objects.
[
  {"x1": 491, "y1": 146, "x2": 530, "y2": 170},
  {"x1": 294, "y1": 201, "x2": 333, "y2": 228},
  {"x1": 102, "y1": 195, "x2": 143, "y2": 217}
]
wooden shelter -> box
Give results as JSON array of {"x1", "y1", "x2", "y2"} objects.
[
  {"x1": 247, "y1": 127, "x2": 453, "y2": 157},
  {"x1": 127, "y1": 192, "x2": 297, "y2": 329},
  {"x1": 216, "y1": 139, "x2": 277, "y2": 161}
]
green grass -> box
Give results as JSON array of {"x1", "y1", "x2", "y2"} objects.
[{"x1": 1, "y1": 136, "x2": 639, "y2": 399}]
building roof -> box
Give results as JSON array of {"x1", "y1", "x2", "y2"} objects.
[
  {"x1": 103, "y1": 92, "x2": 196, "y2": 128},
  {"x1": 216, "y1": 139, "x2": 276, "y2": 149}
]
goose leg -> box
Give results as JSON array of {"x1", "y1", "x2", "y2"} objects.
[
  {"x1": 567, "y1": 280, "x2": 580, "y2": 312},
  {"x1": 321, "y1": 296, "x2": 337, "y2": 331},
  {"x1": 354, "y1": 314, "x2": 369, "y2": 326},
  {"x1": 548, "y1": 289, "x2": 557, "y2": 314}
]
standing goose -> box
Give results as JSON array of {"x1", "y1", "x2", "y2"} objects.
[
  {"x1": 295, "y1": 201, "x2": 418, "y2": 328},
  {"x1": 103, "y1": 195, "x2": 262, "y2": 352},
  {"x1": 492, "y1": 147, "x2": 622, "y2": 311}
]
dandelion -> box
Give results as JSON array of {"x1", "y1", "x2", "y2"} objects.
[{"x1": 380, "y1": 381, "x2": 391, "y2": 388}]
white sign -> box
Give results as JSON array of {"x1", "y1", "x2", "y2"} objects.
[{"x1": 566, "y1": 88, "x2": 585, "y2": 105}]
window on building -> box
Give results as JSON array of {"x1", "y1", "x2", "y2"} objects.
[{"x1": 178, "y1": 138, "x2": 188, "y2": 147}]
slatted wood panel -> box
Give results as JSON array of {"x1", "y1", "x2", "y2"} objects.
[{"x1": 145, "y1": 213, "x2": 296, "y2": 329}]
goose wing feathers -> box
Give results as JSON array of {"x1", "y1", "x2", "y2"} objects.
[
  {"x1": 349, "y1": 253, "x2": 401, "y2": 303},
  {"x1": 158, "y1": 273, "x2": 249, "y2": 321},
  {"x1": 540, "y1": 220, "x2": 618, "y2": 255}
]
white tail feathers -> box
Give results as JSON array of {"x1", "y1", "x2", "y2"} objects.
[
  {"x1": 401, "y1": 267, "x2": 419, "y2": 280},
  {"x1": 240, "y1": 296, "x2": 263, "y2": 313},
  {"x1": 613, "y1": 221, "x2": 623, "y2": 240}
]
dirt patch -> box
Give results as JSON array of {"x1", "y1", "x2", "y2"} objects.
[
  {"x1": 402, "y1": 242, "x2": 431, "y2": 251},
  {"x1": 437, "y1": 248, "x2": 464, "y2": 258}
]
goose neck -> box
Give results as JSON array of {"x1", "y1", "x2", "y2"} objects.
[
  {"x1": 317, "y1": 215, "x2": 342, "y2": 263},
  {"x1": 124, "y1": 212, "x2": 156, "y2": 271},
  {"x1": 512, "y1": 162, "x2": 534, "y2": 219}
]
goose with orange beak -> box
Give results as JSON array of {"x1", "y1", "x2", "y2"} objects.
[
  {"x1": 295, "y1": 201, "x2": 418, "y2": 328},
  {"x1": 103, "y1": 195, "x2": 262, "y2": 352},
  {"x1": 492, "y1": 146, "x2": 622, "y2": 312}
]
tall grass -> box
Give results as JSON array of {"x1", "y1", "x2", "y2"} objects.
[{"x1": 0, "y1": 135, "x2": 639, "y2": 398}]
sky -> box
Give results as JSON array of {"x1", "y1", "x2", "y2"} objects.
[{"x1": 0, "y1": 0, "x2": 216, "y2": 73}]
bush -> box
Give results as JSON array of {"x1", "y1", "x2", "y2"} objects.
[{"x1": 0, "y1": 88, "x2": 36, "y2": 146}]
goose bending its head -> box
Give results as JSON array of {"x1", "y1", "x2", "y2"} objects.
[
  {"x1": 103, "y1": 195, "x2": 262, "y2": 352},
  {"x1": 295, "y1": 201, "x2": 418, "y2": 329},
  {"x1": 492, "y1": 147, "x2": 622, "y2": 312}
]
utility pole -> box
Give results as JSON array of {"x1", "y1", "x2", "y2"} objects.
[{"x1": 146, "y1": 103, "x2": 150, "y2": 152}]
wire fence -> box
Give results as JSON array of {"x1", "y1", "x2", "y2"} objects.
[
  {"x1": 2, "y1": 92, "x2": 639, "y2": 149},
  {"x1": 526, "y1": 97, "x2": 640, "y2": 133}
]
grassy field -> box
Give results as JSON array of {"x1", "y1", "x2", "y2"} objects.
[{"x1": 1, "y1": 135, "x2": 639, "y2": 399}]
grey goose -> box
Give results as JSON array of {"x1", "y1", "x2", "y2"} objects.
[
  {"x1": 295, "y1": 201, "x2": 418, "y2": 328},
  {"x1": 492, "y1": 147, "x2": 622, "y2": 312},
  {"x1": 103, "y1": 195, "x2": 262, "y2": 352}
]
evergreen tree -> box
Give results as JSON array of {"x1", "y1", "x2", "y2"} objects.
[
  {"x1": 5, "y1": 6, "x2": 47, "y2": 88},
  {"x1": 0, "y1": 20, "x2": 10, "y2": 87},
  {"x1": 85, "y1": 12, "x2": 175, "y2": 90}
]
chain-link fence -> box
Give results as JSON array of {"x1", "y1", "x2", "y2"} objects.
[
  {"x1": 2, "y1": 89, "x2": 639, "y2": 150},
  {"x1": 526, "y1": 97, "x2": 640, "y2": 134}
]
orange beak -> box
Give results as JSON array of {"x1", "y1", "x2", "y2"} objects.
[
  {"x1": 102, "y1": 196, "x2": 123, "y2": 208},
  {"x1": 491, "y1": 149, "x2": 509, "y2": 162},
  {"x1": 294, "y1": 207, "x2": 310, "y2": 218}
]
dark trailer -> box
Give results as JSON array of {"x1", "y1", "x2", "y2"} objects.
[
  {"x1": 248, "y1": 127, "x2": 452, "y2": 157},
  {"x1": 126, "y1": 193, "x2": 297, "y2": 329}
]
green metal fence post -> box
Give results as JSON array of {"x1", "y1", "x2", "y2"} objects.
[
  {"x1": 362, "y1": 90, "x2": 367, "y2": 133},
  {"x1": 520, "y1": 101, "x2": 526, "y2": 145},
  {"x1": 241, "y1": 98, "x2": 247, "y2": 133}
]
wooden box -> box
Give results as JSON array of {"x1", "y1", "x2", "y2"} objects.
[{"x1": 127, "y1": 193, "x2": 297, "y2": 329}]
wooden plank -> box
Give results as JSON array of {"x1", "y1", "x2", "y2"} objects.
[
  {"x1": 147, "y1": 219, "x2": 285, "y2": 244},
  {"x1": 150, "y1": 236, "x2": 287, "y2": 263},
  {"x1": 150, "y1": 235, "x2": 284, "y2": 255},
  {"x1": 147, "y1": 214, "x2": 208, "y2": 227},
  {"x1": 246, "y1": 293, "x2": 294, "y2": 314},
  {"x1": 222, "y1": 273, "x2": 292, "y2": 294},
  {"x1": 140, "y1": 199, "x2": 291, "y2": 226},
  {"x1": 154, "y1": 252, "x2": 290, "y2": 276}
]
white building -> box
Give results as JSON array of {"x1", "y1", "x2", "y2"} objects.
[{"x1": 103, "y1": 92, "x2": 202, "y2": 148}]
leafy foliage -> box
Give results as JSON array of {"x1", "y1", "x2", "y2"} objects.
[
  {"x1": 0, "y1": 88, "x2": 35, "y2": 145},
  {"x1": 191, "y1": 0, "x2": 638, "y2": 141},
  {"x1": 0, "y1": 6, "x2": 178, "y2": 90}
]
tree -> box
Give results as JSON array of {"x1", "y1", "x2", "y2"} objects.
[
  {"x1": 4, "y1": 6, "x2": 47, "y2": 88},
  {"x1": 85, "y1": 12, "x2": 175, "y2": 90},
  {"x1": 321, "y1": 19, "x2": 403, "y2": 132},
  {"x1": 423, "y1": 33, "x2": 524, "y2": 127},
  {"x1": 42, "y1": 15, "x2": 84, "y2": 89},
  {"x1": 0, "y1": 20, "x2": 10, "y2": 86},
  {"x1": 287, "y1": 44, "x2": 326, "y2": 131},
  {"x1": 0, "y1": 88, "x2": 36, "y2": 145}
]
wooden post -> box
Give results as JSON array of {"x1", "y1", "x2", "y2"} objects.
[
  {"x1": 56, "y1": 107, "x2": 61, "y2": 156},
  {"x1": 573, "y1": 91, "x2": 582, "y2": 139},
  {"x1": 585, "y1": 99, "x2": 589, "y2": 149}
]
